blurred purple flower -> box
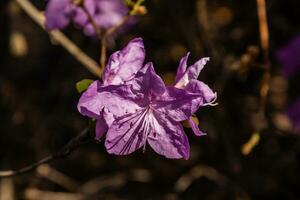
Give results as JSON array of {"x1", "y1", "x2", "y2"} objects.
[
  {"x1": 174, "y1": 53, "x2": 217, "y2": 136},
  {"x1": 276, "y1": 35, "x2": 300, "y2": 78},
  {"x1": 276, "y1": 35, "x2": 300, "y2": 132},
  {"x1": 45, "y1": 0, "x2": 131, "y2": 37},
  {"x1": 78, "y1": 38, "x2": 216, "y2": 159},
  {"x1": 78, "y1": 37, "x2": 145, "y2": 139},
  {"x1": 287, "y1": 98, "x2": 300, "y2": 132}
]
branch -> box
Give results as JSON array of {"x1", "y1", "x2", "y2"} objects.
[
  {"x1": 82, "y1": 6, "x2": 102, "y2": 39},
  {"x1": 0, "y1": 128, "x2": 91, "y2": 177},
  {"x1": 256, "y1": 0, "x2": 270, "y2": 108},
  {"x1": 100, "y1": 15, "x2": 131, "y2": 68},
  {"x1": 15, "y1": 0, "x2": 103, "y2": 78},
  {"x1": 99, "y1": 0, "x2": 146, "y2": 68}
]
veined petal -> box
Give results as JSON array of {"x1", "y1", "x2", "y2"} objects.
[
  {"x1": 97, "y1": 84, "x2": 142, "y2": 117},
  {"x1": 188, "y1": 117, "x2": 206, "y2": 137},
  {"x1": 45, "y1": 0, "x2": 74, "y2": 30},
  {"x1": 185, "y1": 79, "x2": 217, "y2": 105},
  {"x1": 78, "y1": 81, "x2": 141, "y2": 119},
  {"x1": 105, "y1": 109, "x2": 149, "y2": 155},
  {"x1": 131, "y1": 63, "x2": 166, "y2": 100},
  {"x1": 77, "y1": 80, "x2": 103, "y2": 118},
  {"x1": 105, "y1": 108, "x2": 190, "y2": 159},
  {"x1": 103, "y1": 38, "x2": 145, "y2": 85},
  {"x1": 175, "y1": 52, "x2": 190, "y2": 83},
  {"x1": 154, "y1": 87, "x2": 203, "y2": 121},
  {"x1": 147, "y1": 111, "x2": 190, "y2": 159},
  {"x1": 175, "y1": 57, "x2": 210, "y2": 88}
]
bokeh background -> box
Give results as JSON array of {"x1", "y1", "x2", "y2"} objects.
[{"x1": 1, "y1": 0, "x2": 300, "y2": 199}]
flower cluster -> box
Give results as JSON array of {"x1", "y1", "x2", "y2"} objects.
[
  {"x1": 45, "y1": 0, "x2": 131, "y2": 37},
  {"x1": 77, "y1": 38, "x2": 217, "y2": 159}
]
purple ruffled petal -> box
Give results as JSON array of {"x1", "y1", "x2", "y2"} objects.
[
  {"x1": 147, "y1": 111, "x2": 190, "y2": 159},
  {"x1": 103, "y1": 38, "x2": 145, "y2": 85},
  {"x1": 185, "y1": 80, "x2": 217, "y2": 104},
  {"x1": 175, "y1": 52, "x2": 190, "y2": 83},
  {"x1": 175, "y1": 57, "x2": 210, "y2": 88},
  {"x1": 77, "y1": 80, "x2": 103, "y2": 118},
  {"x1": 188, "y1": 117, "x2": 206, "y2": 137},
  {"x1": 154, "y1": 87, "x2": 203, "y2": 121},
  {"x1": 105, "y1": 109, "x2": 148, "y2": 155},
  {"x1": 78, "y1": 81, "x2": 142, "y2": 119},
  {"x1": 130, "y1": 63, "x2": 166, "y2": 99}
]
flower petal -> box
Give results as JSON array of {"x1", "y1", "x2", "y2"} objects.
[
  {"x1": 105, "y1": 109, "x2": 148, "y2": 155},
  {"x1": 73, "y1": 8, "x2": 88, "y2": 27},
  {"x1": 95, "y1": 114, "x2": 108, "y2": 140},
  {"x1": 77, "y1": 80, "x2": 103, "y2": 118},
  {"x1": 130, "y1": 63, "x2": 166, "y2": 99},
  {"x1": 154, "y1": 86, "x2": 202, "y2": 121},
  {"x1": 188, "y1": 117, "x2": 206, "y2": 137},
  {"x1": 45, "y1": 0, "x2": 74, "y2": 30},
  {"x1": 93, "y1": 0, "x2": 128, "y2": 30},
  {"x1": 175, "y1": 52, "x2": 190, "y2": 83},
  {"x1": 175, "y1": 57, "x2": 210, "y2": 88},
  {"x1": 78, "y1": 81, "x2": 141, "y2": 119},
  {"x1": 103, "y1": 38, "x2": 145, "y2": 85},
  {"x1": 185, "y1": 79, "x2": 217, "y2": 104},
  {"x1": 147, "y1": 111, "x2": 190, "y2": 159},
  {"x1": 73, "y1": 0, "x2": 96, "y2": 28}
]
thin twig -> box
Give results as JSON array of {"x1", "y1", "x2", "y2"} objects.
[
  {"x1": 100, "y1": 15, "x2": 131, "y2": 68},
  {"x1": 97, "y1": 0, "x2": 143, "y2": 69},
  {"x1": 256, "y1": 0, "x2": 270, "y2": 110},
  {"x1": 82, "y1": 6, "x2": 102, "y2": 40},
  {"x1": 15, "y1": 0, "x2": 102, "y2": 78},
  {"x1": 80, "y1": 2, "x2": 131, "y2": 69},
  {"x1": 100, "y1": 38, "x2": 107, "y2": 69},
  {"x1": 105, "y1": 15, "x2": 130, "y2": 37},
  {"x1": 0, "y1": 128, "x2": 91, "y2": 177},
  {"x1": 81, "y1": 5, "x2": 105, "y2": 66}
]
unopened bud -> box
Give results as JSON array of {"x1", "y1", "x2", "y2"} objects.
[
  {"x1": 136, "y1": 6, "x2": 147, "y2": 15},
  {"x1": 73, "y1": 0, "x2": 84, "y2": 7}
]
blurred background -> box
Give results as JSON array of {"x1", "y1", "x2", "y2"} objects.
[{"x1": 1, "y1": 0, "x2": 300, "y2": 199}]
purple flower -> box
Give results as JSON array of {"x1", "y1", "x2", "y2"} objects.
[
  {"x1": 78, "y1": 37, "x2": 145, "y2": 139},
  {"x1": 105, "y1": 63, "x2": 197, "y2": 159},
  {"x1": 77, "y1": 38, "x2": 216, "y2": 159},
  {"x1": 93, "y1": 64, "x2": 201, "y2": 159},
  {"x1": 276, "y1": 35, "x2": 300, "y2": 78},
  {"x1": 45, "y1": 0, "x2": 130, "y2": 37},
  {"x1": 174, "y1": 53, "x2": 217, "y2": 136}
]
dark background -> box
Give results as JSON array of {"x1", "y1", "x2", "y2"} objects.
[{"x1": 1, "y1": 0, "x2": 300, "y2": 199}]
